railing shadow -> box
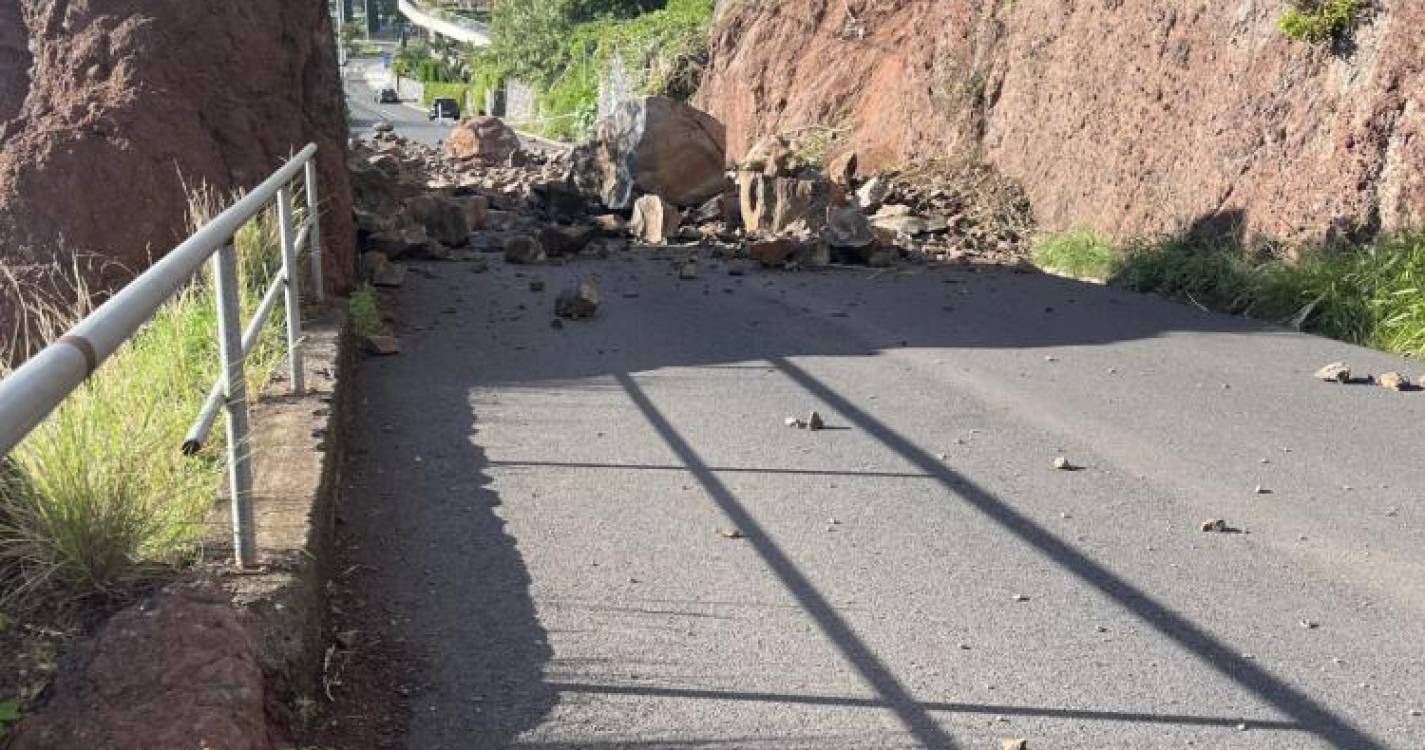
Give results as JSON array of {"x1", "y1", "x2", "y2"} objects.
[
  {"x1": 341, "y1": 352, "x2": 557, "y2": 747},
  {"x1": 758, "y1": 356, "x2": 1385, "y2": 749}
]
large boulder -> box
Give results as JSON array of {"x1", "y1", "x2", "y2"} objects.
[
  {"x1": 571, "y1": 96, "x2": 729, "y2": 210},
  {"x1": 445, "y1": 116, "x2": 522, "y2": 164}
]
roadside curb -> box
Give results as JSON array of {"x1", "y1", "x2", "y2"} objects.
[{"x1": 218, "y1": 306, "x2": 355, "y2": 736}]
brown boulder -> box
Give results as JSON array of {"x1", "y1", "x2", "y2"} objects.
[
  {"x1": 446, "y1": 116, "x2": 523, "y2": 164},
  {"x1": 570, "y1": 96, "x2": 729, "y2": 209},
  {"x1": 0, "y1": 0, "x2": 356, "y2": 296},
  {"x1": 9, "y1": 590, "x2": 273, "y2": 750}
]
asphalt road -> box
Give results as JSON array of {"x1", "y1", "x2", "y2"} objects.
[
  {"x1": 341, "y1": 253, "x2": 1425, "y2": 749},
  {"x1": 344, "y1": 57, "x2": 453, "y2": 147}
]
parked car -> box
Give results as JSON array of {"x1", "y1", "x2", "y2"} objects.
[
  {"x1": 374, "y1": 87, "x2": 399, "y2": 104},
  {"x1": 428, "y1": 97, "x2": 460, "y2": 122}
]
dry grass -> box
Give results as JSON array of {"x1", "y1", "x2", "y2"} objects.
[{"x1": 0, "y1": 191, "x2": 291, "y2": 609}]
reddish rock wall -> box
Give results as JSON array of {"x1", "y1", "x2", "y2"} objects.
[
  {"x1": 0, "y1": 0, "x2": 356, "y2": 297},
  {"x1": 697, "y1": 0, "x2": 1424, "y2": 242}
]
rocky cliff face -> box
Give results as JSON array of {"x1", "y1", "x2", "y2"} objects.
[
  {"x1": 0, "y1": 0, "x2": 356, "y2": 297},
  {"x1": 697, "y1": 0, "x2": 1424, "y2": 243}
]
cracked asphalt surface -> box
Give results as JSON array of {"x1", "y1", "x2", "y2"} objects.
[{"x1": 339, "y1": 251, "x2": 1425, "y2": 749}]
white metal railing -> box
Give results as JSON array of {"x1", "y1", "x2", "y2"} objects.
[{"x1": 0, "y1": 143, "x2": 325, "y2": 568}]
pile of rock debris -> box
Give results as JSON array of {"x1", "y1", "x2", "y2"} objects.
[{"x1": 347, "y1": 96, "x2": 1035, "y2": 307}]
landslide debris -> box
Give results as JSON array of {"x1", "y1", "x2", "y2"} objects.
[{"x1": 347, "y1": 104, "x2": 1038, "y2": 311}]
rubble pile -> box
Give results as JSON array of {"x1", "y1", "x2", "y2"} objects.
[{"x1": 347, "y1": 98, "x2": 1039, "y2": 306}]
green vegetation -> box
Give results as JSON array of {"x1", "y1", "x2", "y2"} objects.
[
  {"x1": 0, "y1": 698, "x2": 18, "y2": 739},
  {"x1": 421, "y1": 81, "x2": 473, "y2": 109},
  {"x1": 1035, "y1": 228, "x2": 1425, "y2": 358},
  {"x1": 348, "y1": 284, "x2": 385, "y2": 338},
  {"x1": 1032, "y1": 227, "x2": 1117, "y2": 280},
  {"x1": 468, "y1": 0, "x2": 715, "y2": 140},
  {"x1": 0, "y1": 195, "x2": 289, "y2": 606},
  {"x1": 393, "y1": 41, "x2": 464, "y2": 83},
  {"x1": 1278, "y1": 0, "x2": 1365, "y2": 43}
]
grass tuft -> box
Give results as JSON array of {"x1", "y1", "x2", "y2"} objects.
[
  {"x1": 1035, "y1": 227, "x2": 1425, "y2": 358},
  {"x1": 1032, "y1": 227, "x2": 1117, "y2": 280},
  {"x1": 0, "y1": 193, "x2": 289, "y2": 607},
  {"x1": 348, "y1": 284, "x2": 385, "y2": 338}
]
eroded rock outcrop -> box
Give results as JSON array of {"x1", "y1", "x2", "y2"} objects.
[
  {"x1": 697, "y1": 0, "x2": 1425, "y2": 242},
  {"x1": 0, "y1": 0, "x2": 356, "y2": 298}
]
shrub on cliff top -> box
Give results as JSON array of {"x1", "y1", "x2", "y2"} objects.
[
  {"x1": 1278, "y1": 0, "x2": 1365, "y2": 43},
  {"x1": 468, "y1": 0, "x2": 714, "y2": 140}
]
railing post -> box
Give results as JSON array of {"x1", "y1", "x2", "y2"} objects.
[
  {"x1": 214, "y1": 242, "x2": 257, "y2": 568},
  {"x1": 303, "y1": 159, "x2": 325, "y2": 305},
  {"x1": 276, "y1": 186, "x2": 305, "y2": 395}
]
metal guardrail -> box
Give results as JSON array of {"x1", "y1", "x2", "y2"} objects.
[{"x1": 0, "y1": 144, "x2": 325, "y2": 568}]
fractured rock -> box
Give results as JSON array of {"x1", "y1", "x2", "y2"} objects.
[
  {"x1": 538, "y1": 224, "x2": 596, "y2": 257},
  {"x1": 628, "y1": 194, "x2": 679, "y2": 245},
  {"x1": 504, "y1": 234, "x2": 547, "y2": 265},
  {"x1": 748, "y1": 238, "x2": 795, "y2": 267},
  {"x1": 363, "y1": 335, "x2": 400, "y2": 356},
  {"x1": 824, "y1": 205, "x2": 876, "y2": 253},
  {"x1": 445, "y1": 116, "x2": 523, "y2": 163},
  {"x1": 365, "y1": 224, "x2": 429, "y2": 260},
  {"x1": 739, "y1": 172, "x2": 833, "y2": 234},
  {"x1": 555, "y1": 277, "x2": 600, "y2": 319},
  {"x1": 1314, "y1": 362, "x2": 1351, "y2": 383},
  {"x1": 870, "y1": 211, "x2": 933, "y2": 236},
  {"x1": 592, "y1": 214, "x2": 627, "y2": 236},
  {"x1": 450, "y1": 193, "x2": 489, "y2": 230},
  {"x1": 825, "y1": 150, "x2": 858, "y2": 187},
  {"x1": 855, "y1": 176, "x2": 890, "y2": 210},
  {"x1": 569, "y1": 96, "x2": 729, "y2": 209},
  {"x1": 1377, "y1": 372, "x2": 1413, "y2": 391},
  {"x1": 694, "y1": 191, "x2": 740, "y2": 225},
  {"x1": 743, "y1": 134, "x2": 796, "y2": 177},
  {"x1": 532, "y1": 179, "x2": 589, "y2": 219},
  {"x1": 405, "y1": 194, "x2": 470, "y2": 247},
  {"x1": 371, "y1": 261, "x2": 406, "y2": 288}
]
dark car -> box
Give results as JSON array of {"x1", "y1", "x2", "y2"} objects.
[
  {"x1": 428, "y1": 97, "x2": 460, "y2": 122},
  {"x1": 374, "y1": 88, "x2": 399, "y2": 104}
]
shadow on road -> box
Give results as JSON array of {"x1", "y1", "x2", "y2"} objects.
[
  {"x1": 345, "y1": 259, "x2": 1399, "y2": 748},
  {"x1": 341, "y1": 361, "x2": 557, "y2": 747}
]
